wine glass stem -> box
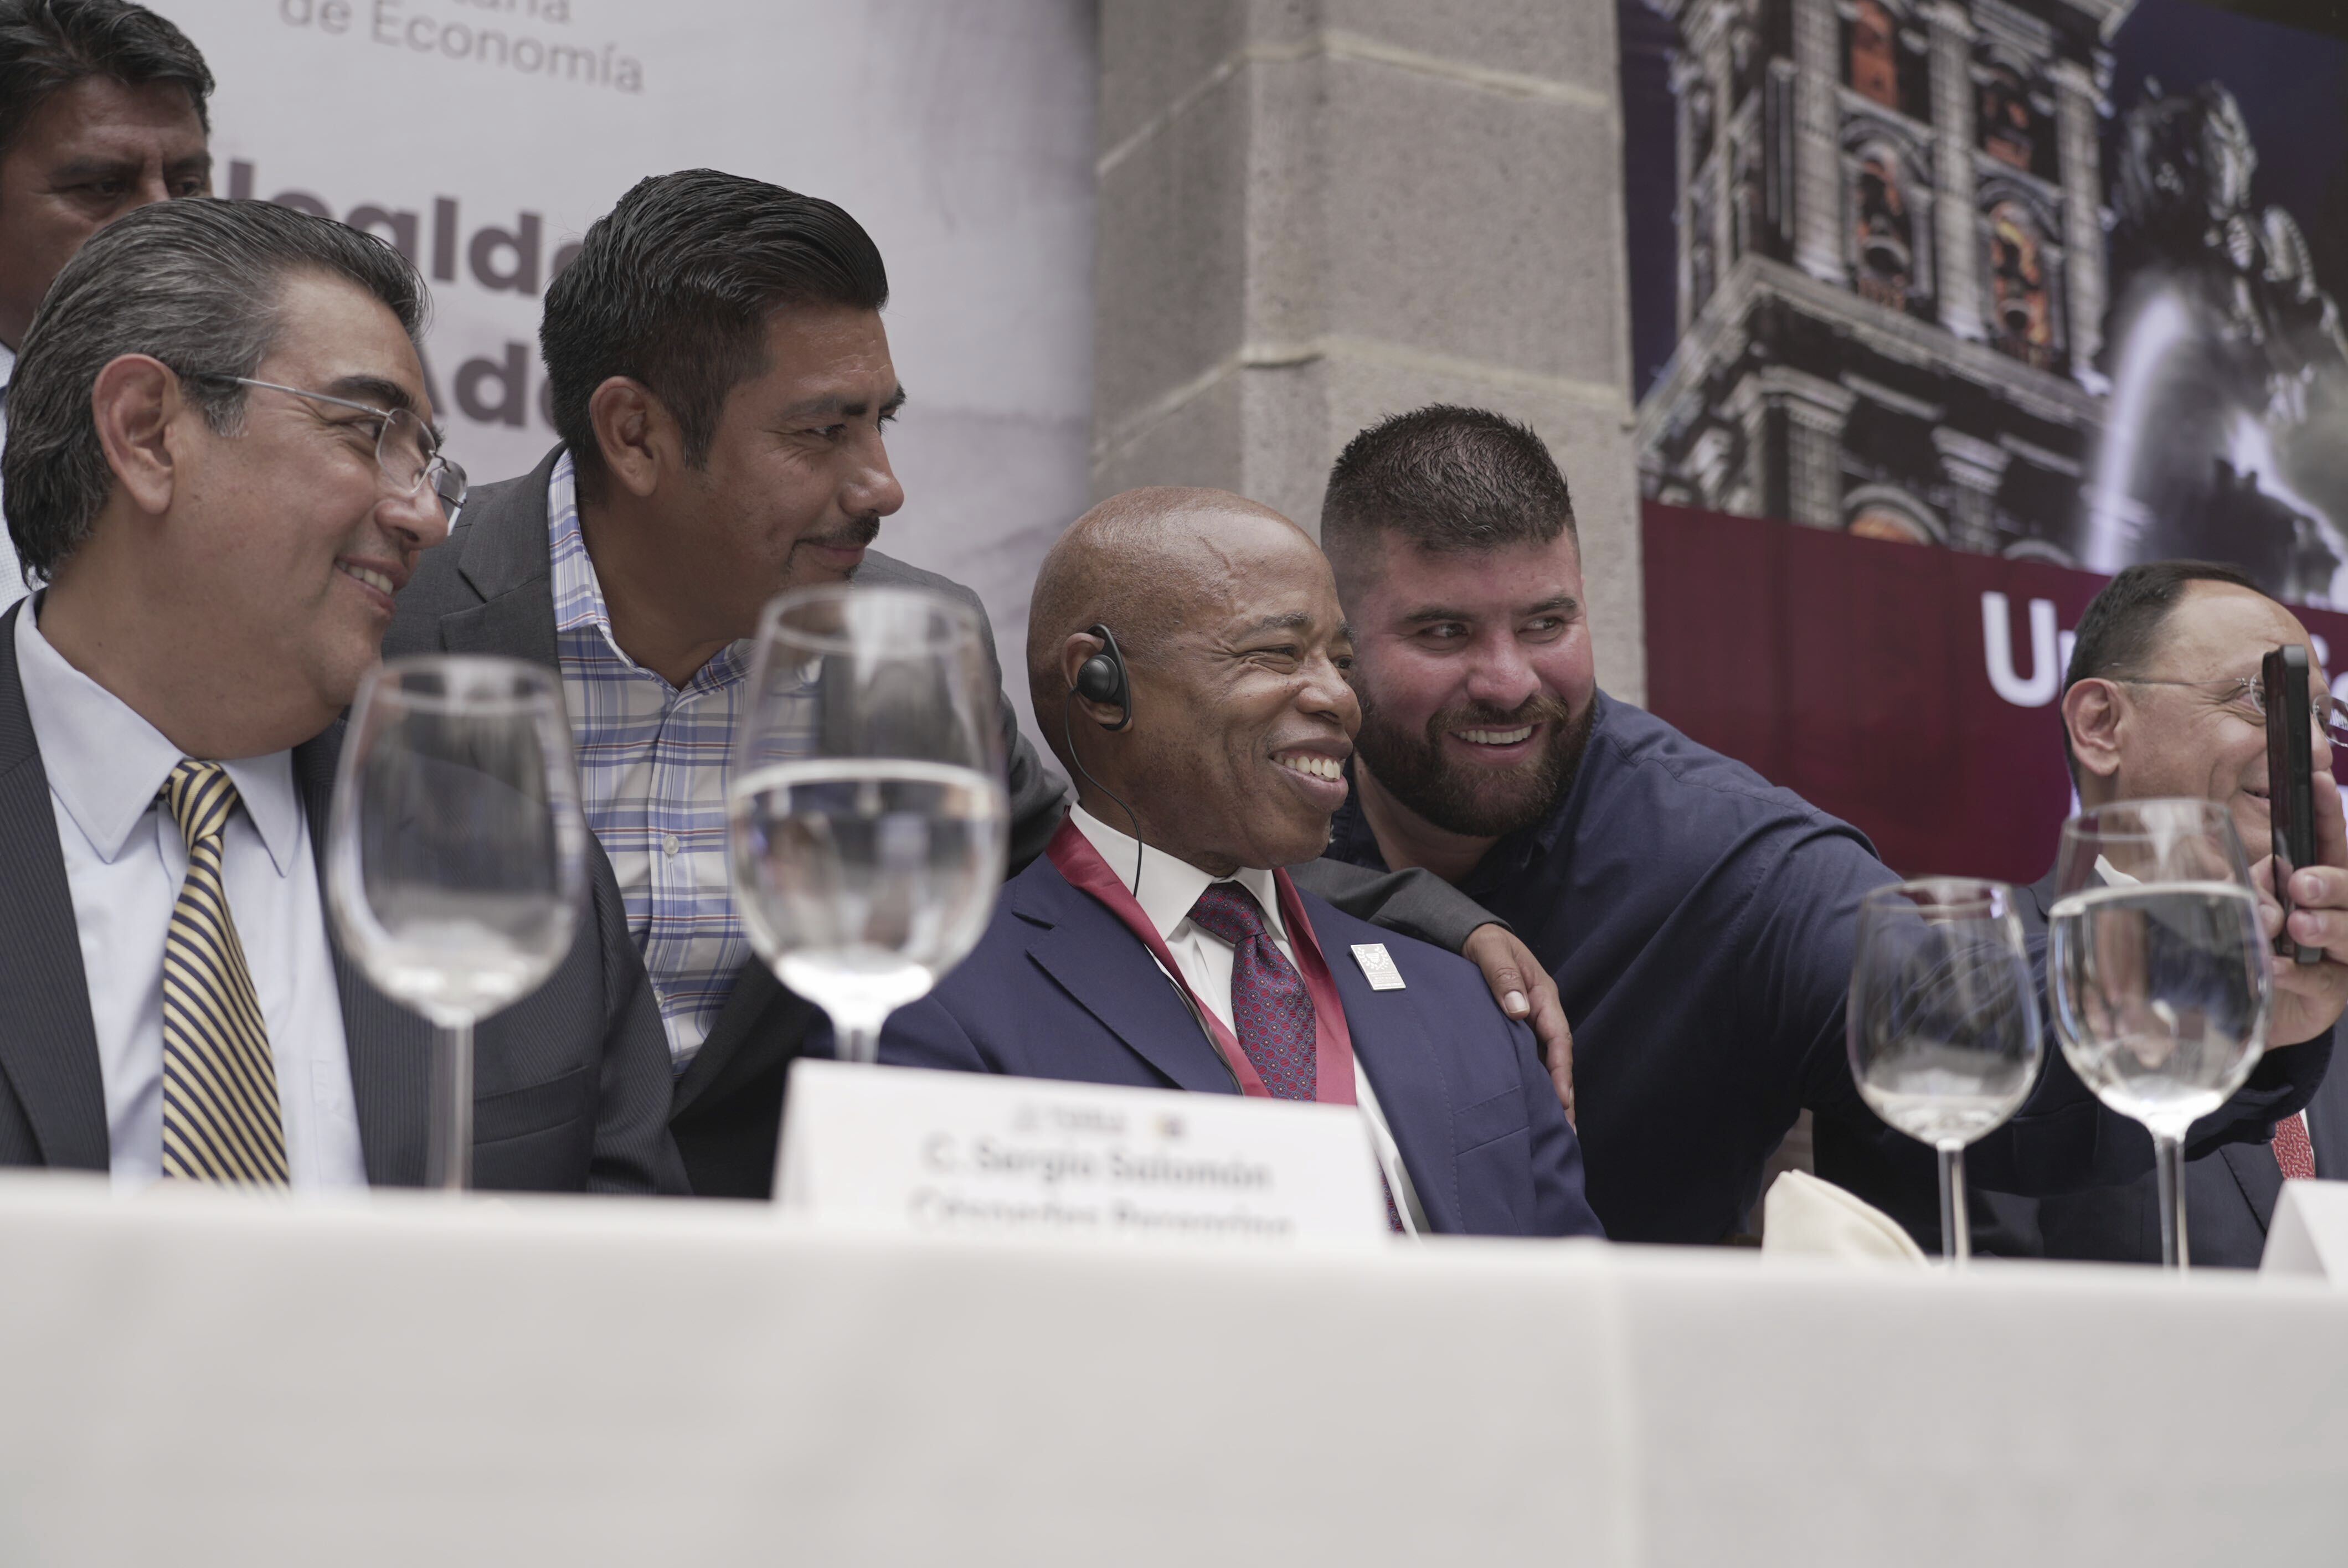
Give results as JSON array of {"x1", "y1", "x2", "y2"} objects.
[
  {"x1": 2155, "y1": 1131, "x2": 2189, "y2": 1271},
  {"x1": 835, "y1": 1018, "x2": 884, "y2": 1066},
  {"x1": 426, "y1": 1021, "x2": 475, "y2": 1193},
  {"x1": 1937, "y1": 1142, "x2": 1970, "y2": 1266}
]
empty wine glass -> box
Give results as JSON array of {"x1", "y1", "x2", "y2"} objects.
[
  {"x1": 327, "y1": 656, "x2": 588, "y2": 1191},
  {"x1": 727, "y1": 585, "x2": 1009, "y2": 1090},
  {"x1": 2047, "y1": 797, "x2": 2272, "y2": 1270},
  {"x1": 1848, "y1": 878, "x2": 2045, "y2": 1264}
]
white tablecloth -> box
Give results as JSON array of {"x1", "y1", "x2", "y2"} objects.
[{"x1": 1, "y1": 1173, "x2": 2343, "y2": 1566}]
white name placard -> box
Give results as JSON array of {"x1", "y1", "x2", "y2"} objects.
[
  {"x1": 2261, "y1": 1179, "x2": 2348, "y2": 1282},
  {"x1": 777, "y1": 1060, "x2": 1391, "y2": 1246}
]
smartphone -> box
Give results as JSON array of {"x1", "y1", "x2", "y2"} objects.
[{"x1": 2263, "y1": 643, "x2": 2323, "y2": 964}]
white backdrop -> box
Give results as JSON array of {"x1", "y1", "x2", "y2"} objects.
[{"x1": 176, "y1": 0, "x2": 1098, "y2": 742}]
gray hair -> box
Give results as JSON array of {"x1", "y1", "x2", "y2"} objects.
[{"x1": 2, "y1": 197, "x2": 429, "y2": 581}]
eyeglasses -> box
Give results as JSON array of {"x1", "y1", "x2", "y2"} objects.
[
  {"x1": 191, "y1": 374, "x2": 467, "y2": 514},
  {"x1": 2115, "y1": 673, "x2": 2348, "y2": 745}
]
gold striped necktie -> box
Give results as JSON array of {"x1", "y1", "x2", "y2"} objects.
[{"x1": 158, "y1": 760, "x2": 289, "y2": 1186}]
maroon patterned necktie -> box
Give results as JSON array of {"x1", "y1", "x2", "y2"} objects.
[
  {"x1": 1187, "y1": 881, "x2": 1405, "y2": 1231},
  {"x1": 2275, "y1": 1112, "x2": 2318, "y2": 1182},
  {"x1": 1187, "y1": 882, "x2": 1318, "y2": 1098}
]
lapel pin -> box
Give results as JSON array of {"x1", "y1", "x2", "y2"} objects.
[{"x1": 1350, "y1": 943, "x2": 1407, "y2": 991}]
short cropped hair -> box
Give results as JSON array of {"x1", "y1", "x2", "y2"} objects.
[
  {"x1": 2061, "y1": 559, "x2": 2270, "y2": 784},
  {"x1": 1320, "y1": 405, "x2": 1575, "y2": 582},
  {"x1": 0, "y1": 0, "x2": 213, "y2": 167},
  {"x1": 540, "y1": 169, "x2": 889, "y2": 501},
  {"x1": 2, "y1": 198, "x2": 428, "y2": 579}
]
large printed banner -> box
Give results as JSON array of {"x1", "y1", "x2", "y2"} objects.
[
  {"x1": 179, "y1": 0, "x2": 1095, "y2": 736},
  {"x1": 1646, "y1": 501, "x2": 2348, "y2": 885},
  {"x1": 1619, "y1": 0, "x2": 2348, "y2": 875}
]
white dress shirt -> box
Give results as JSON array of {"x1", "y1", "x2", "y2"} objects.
[
  {"x1": 1068, "y1": 807, "x2": 1429, "y2": 1233},
  {"x1": 0, "y1": 341, "x2": 22, "y2": 607},
  {"x1": 16, "y1": 602, "x2": 367, "y2": 1190}
]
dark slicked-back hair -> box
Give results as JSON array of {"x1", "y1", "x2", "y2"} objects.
[
  {"x1": 0, "y1": 0, "x2": 213, "y2": 166},
  {"x1": 541, "y1": 169, "x2": 888, "y2": 502},
  {"x1": 2061, "y1": 559, "x2": 2270, "y2": 785},
  {"x1": 1320, "y1": 405, "x2": 1575, "y2": 586},
  {"x1": 2, "y1": 198, "x2": 427, "y2": 579}
]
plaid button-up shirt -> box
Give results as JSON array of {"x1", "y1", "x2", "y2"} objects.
[{"x1": 547, "y1": 451, "x2": 787, "y2": 1070}]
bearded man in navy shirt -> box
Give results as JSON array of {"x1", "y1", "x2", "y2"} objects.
[{"x1": 1316, "y1": 405, "x2": 2341, "y2": 1245}]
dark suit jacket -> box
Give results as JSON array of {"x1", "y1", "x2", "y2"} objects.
[
  {"x1": 877, "y1": 853, "x2": 1604, "y2": 1238},
  {"x1": 0, "y1": 601, "x2": 686, "y2": 1192},
  {"x1": 389, "y1": 445, "x2": 1509, "y2": 1198},
  {"x1": 1978, "y1": 869, "x2": 2348, "y2": 1267}
]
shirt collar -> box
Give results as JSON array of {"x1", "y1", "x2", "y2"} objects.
[
  {"x1": 545, "y1": 446, "x2": 750, "y2": 694},
  {"x1": 15, "y1": 597, "x2": 303, "y2": 873},
  {"x1": 1069, "y1": 805, "x2": 1285, "y2": 943},
  {"x1": 0, "y1": 339, "x2": 14, "y2": 392}
]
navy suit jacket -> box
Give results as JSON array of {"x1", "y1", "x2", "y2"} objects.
[
  {"x1": 1976, "y1": 870, "x2": 2348, "y2": 1267},
  {"x1": 877, "y1": 854, "x2": 1604, "y2": 1239}
]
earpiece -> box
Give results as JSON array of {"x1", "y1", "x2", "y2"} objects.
[
  {"x1": 1072, "y1": 623, "x2": 1132, "y2": 731},
  {"x1": 1062, "y1": 622, "x2": 1144, "y2": 896}
]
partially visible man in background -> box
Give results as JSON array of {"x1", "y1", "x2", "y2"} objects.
[
  {"x1": 0, "y1": 0, "x2": 214, "y2": 601},
  {"x1": 1316, "y1": 404, "x2": 2341, "y2": 1246},
  {"x1": 1960, "y1": 562, "x2": 2348, "y2": 1266}
]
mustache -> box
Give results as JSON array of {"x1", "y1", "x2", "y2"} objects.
[
  {"x1": 800, "y1": 514, "x2": 884, "y2": 553},
  {"x1": 1427, "y1": 693, "x2": 1577, "y2": 738}
]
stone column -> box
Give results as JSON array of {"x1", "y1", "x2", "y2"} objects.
[
  {"x1": 1924, "y1": 1, "x2": 1982, "y2": 341},
  {"x1": 1934, "y1": 427, "x2": 2011, "y2": 551},
  {"x1": 1768, "y1": 369, "x2": 1855, "y2": 528},
  {"x1": 1093, "y1": 1, "x2": 1646, "y2": 699},
  {"x1": 2051, "y1": 56, "x2": 2107, "y2": 385},
  {"x1": 1789, "y1": 0, "x2": 1845, "y2": 282}
]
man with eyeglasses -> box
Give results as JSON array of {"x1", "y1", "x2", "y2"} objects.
[
  {"x1": 0, "y1": 196, "x2": 685, "y2": 1193},
  {"x1": 0, "y1": 0, "x2": 217, "y2": 604},
  {"x1": 1944, "y1": 561, "x2": 2348, "y2": 1266}
]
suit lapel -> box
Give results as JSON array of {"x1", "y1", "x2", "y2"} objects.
[
  {"x1": 291, "y1": 725, "x2": 432, "y2": 1185},
  {"x1": 1016, "y1": 866, "x2": 1243, "y2": 1095},
  {"x1": 0, "y1": 602, "x2": 109, "y2": 1170},
  {"x1": 442, "y1": 445, "x2": 564, "y2": 670},
  {"x1": 1320, "y1": 921, "x2": 1466, "y2": 1235},
  {"x1": 670, "y1": 958, "x2": 815, "y2": 1117}
]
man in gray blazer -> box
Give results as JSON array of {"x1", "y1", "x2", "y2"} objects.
[
  {"x1": 0, "y1": 198, "x2": 684, "y2": 1192},
  {"x1": 387, "y1": 171, "x2": 1562, "y2": 1198}
]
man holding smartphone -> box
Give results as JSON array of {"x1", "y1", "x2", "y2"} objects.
[{"x1": 1956, "y1": 561, "x2": 2348, "y2": 1266}]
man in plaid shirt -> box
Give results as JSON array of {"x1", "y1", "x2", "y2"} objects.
[{"x1": 388, "y1": 171, "x2": 1568, "y2": 1197}]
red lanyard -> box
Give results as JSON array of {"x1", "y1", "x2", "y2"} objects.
[{"x1": 1047, "y1": 817, "x2": 1360, "y2": 1106}]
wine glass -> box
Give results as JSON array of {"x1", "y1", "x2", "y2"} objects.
[
  {"x1": 1847, "y1": 878, "x2": 2044, "y2": 1265},
  {"x1": 327, "y1": 656, "x2": 588, "y2": 1191},
  {"x1": 2046, "y1": 798, "x2": 2273, "y2": 1270},
  {"x1": 727, "y1": 585, "x2": 1009, "y2": 1079}
]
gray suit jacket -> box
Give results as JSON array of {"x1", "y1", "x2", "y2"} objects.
[
  {"x1": 0, "y1": 600, "x2": 687, "y2": 1192},
  {"x1": 1985, "y1": 869, "x2": 2348, "y2": 1267},
  {"x1": 388, "y1": 446, "x2": 1502, "y2": 1197}
]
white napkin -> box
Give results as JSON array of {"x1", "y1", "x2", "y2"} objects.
[{"x1": 1760, "y1": 1169, "x2": 1929, "y2": 1265}]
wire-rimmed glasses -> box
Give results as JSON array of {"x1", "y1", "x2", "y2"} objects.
[
  {"x1": 2115, "y1": 673, "x2": 2346, "y2": 746},
  {"x1": 192, "y1": 373, "x2": 468, "y2": 513}
]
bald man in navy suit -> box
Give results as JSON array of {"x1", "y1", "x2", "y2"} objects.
[{"x1": 878, "y1": 488, "x2": 1600, "y2": 1239}]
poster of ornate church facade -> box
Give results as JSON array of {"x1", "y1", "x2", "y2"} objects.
[{"x1": 1623, "y1": 0, "x2": 2347, "y2": 602}]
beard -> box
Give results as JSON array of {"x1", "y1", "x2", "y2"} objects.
[{"x1": 1355, "y1": 687, "x2": 1594, "y2": 839}]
